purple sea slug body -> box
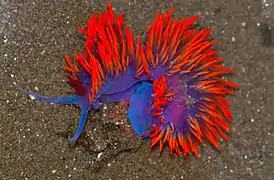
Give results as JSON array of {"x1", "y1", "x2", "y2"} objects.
[{"x1": 22, "y1": 3, "x2": 239, "y2": 156}]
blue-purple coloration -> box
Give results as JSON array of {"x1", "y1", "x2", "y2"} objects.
[
  {"x1": 128, "y1": 82, "x2": 153, "y2": 137},
  {"x1": 22, "y1": 57, "x2": 196, "y2": 142},
  {"x1": 22, "y1": 66, "x2": 154, "y2": 142},
  {"x1": 164, "y1": 75, "x2": 198, "y2": 131}
]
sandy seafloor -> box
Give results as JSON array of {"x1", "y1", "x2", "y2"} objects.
[{"x1": 1, "y1": 0, "x2": 274, "y2": 179}]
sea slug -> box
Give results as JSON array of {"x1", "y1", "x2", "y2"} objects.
[{"x1": 22, "y1": 2, "x2": 239, "y2": 156}]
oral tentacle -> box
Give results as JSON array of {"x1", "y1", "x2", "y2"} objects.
[
  {"x1": 20, "y1": 89, "x2": 79, "y2": 105},
  {"x1": 20, "y1": 88, "x2": 94, "y2": 142},
  {"x1": 68, "y1": 108, "x2": 90, "y2": 142}
]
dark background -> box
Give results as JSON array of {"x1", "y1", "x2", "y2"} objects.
[{"x1": 1, "y1": 0, "x2": 273, "y2": 179}]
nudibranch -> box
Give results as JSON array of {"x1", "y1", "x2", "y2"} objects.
[{"x1": 22, "y1": 2, "x2": 239, "y2": 156}]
